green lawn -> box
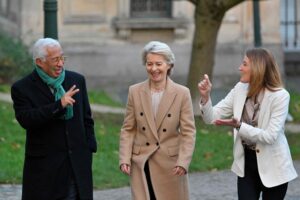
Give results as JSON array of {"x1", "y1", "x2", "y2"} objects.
[
  {"x1": 0, "y1": 102, "x2": 24, "y2": 183},
  {"x1": 0, "y1": 100, "x2": 300, "y2": 189},
  {"x1": 290, "y1": 91, "x2": 300, "y2": 122},
  {"x1": 88, "y1": 90, "x2": 123, "y2": 107},
  {"x1": 0, "y1": 84, "x2": 10, "y2": 93}
]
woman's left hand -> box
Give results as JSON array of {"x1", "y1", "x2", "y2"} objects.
[
  {"x1": 214, "y1": 118, "x2": 240, "y2": 128},
  {"x1": 173, "y1": 166, "x2": 186, "y2": 176}
]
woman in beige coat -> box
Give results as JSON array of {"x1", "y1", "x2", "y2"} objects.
[{"x1": 119, "y1": 41, "x2": 196, "y2": 200}]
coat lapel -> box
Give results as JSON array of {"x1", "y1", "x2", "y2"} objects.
[
  {"x1": 233, "y1": 83, "x2": 248, "y2": 142},
  {"x1": 62, "y1": 71, "x2": 72, "y2": 91},
  {"x1": 30, "y1": 70, "x2": 54, "y2": 100},
  {"x1": 235, "y1": 83, "x2": 248, "y2": 120},
  {"x1": 155, "y1": 78, "x2": 177, "y2": 130},
  {"x1": 257, "y1": 89, "x2": 272, "y2": 127},
  {"x1": 140, "y1": 80, "x2": 159, "y2": 140}
]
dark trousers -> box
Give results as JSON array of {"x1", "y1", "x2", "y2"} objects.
[
  {"x1": 238, "y1": 147, "x2": 288, "y2": 200},
  {"x1": 144, "y1": 161, "x2": 156, "y2": 200}
]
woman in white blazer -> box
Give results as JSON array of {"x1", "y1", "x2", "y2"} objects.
[{"x1": 198, "y1": 47, "x2": 297, "y2": 200}]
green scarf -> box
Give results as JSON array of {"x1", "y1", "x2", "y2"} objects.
[{"x1": 35, "y1": 65, "x2": 73, "y2": 120}]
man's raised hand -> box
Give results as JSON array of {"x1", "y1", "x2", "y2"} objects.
[{"x1": 61, "y1": 85, "x2": 80, "y2": 108}]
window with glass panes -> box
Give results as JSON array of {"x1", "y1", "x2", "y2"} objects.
[{"x1": 130, "y1": 0, "x2": 172, "y2": 18}]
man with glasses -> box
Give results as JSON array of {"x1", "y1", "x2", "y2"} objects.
[{"x1": 11, "y1": 38, "x2": 97, "y2": 200}]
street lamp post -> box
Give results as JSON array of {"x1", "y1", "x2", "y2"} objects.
[
  {"x1": 253, "y1": 0, "x2": 262, "y2": 47},
  {"x1": 44, "y1": 0, "x2": 58, "y2": 39}
]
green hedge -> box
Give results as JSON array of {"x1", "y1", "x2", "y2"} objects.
[
  {"x1": 290, "y1": 91, "x2": 300, "y2": 122},
  {"x1": 0, "y1": 33, "x2": 32, "y2": 83}
]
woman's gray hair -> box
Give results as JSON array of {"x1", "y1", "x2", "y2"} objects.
[
  {"x1": 142, "y1": 41, "x2": 175, "y2": 75},
  {"x1": 32, "y1": 38, "x2": 61, "y2": 61}
]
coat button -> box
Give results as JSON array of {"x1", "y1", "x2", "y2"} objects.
[
  {"x1": 168, "y1": 114, "x2": 171, "y2": 117},
  {"x1": 256, "y1": 149, "x2": 260, "y2": 153},
  {"x1": 66, "y1": 131, "x2": 69, "y2": 135},
  {"x1": 69, "y1": 150, "x2": 72, "y2": 154},
  {"x1": 142, "y1": 127, "x2": 146, "y2": 131},
  {"x1": 140, "y1": 112, "x2": 143, "y2": 116},
  {"x1": 163, "y1": 128, "x2": 167, "y2": 132},
  {"x1": 146, "y1": 142, "x2": 150, "y2": 146}
]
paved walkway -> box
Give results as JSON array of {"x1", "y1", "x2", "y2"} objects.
[
  {"x1": 91, "y1": 160, "x2": 300, "y2": 200},
  {"x1": 0, "y1": 160, "x2": 299, "y2": 200}
]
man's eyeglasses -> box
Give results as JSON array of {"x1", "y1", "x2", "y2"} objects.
[{"x1": 48, "y1": 56, "x2": 67, "y2": 64}]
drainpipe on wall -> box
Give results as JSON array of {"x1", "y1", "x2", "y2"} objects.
[
  {"x1": 253, "y1": 0, "x2": 262, "y2": 47},
  {"x1": 44, "y1": 0, "x2": 58, "y2": 39}
]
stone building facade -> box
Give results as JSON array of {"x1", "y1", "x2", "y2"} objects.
[{"x1": 1, "y1": 0, "x2": 296, "y2": 102}]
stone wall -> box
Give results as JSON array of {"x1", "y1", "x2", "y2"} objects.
[{"x1": 0, "y1": 0, "x2": 287, "y2": 107}]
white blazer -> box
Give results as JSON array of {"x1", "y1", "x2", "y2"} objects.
[{"x1": 200, "y1": 82, "x2": 298, "y2": 188}]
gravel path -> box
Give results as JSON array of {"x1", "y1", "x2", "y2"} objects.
[{"x1": 1, "y1": 161, "x2": 299, "y2": 200}]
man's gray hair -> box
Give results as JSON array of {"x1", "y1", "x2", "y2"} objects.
[
  {"x1": 32, "y1": 38, "x2": 61, "y2": 61},
  {"x1": 142, "y1": 41, "x2": 175, "y2": 75}
]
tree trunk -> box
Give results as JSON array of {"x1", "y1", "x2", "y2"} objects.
[
  {"x1": 186, "y1": 3, "x2": 225, "y2": 111},
  {"x1": 186, "y1": 0, "x2": 246, "y2": 114}
]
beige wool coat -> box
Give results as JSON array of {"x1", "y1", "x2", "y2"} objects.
[{"x1": 119, "y1": 78, "x2": 196, "y2": 200}]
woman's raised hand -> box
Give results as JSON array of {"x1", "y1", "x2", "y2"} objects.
[{"x1": 198, "y1": 74, "x2": 212, "y2": 104}]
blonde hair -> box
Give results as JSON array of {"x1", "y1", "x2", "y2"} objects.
[{"x1": 246, "y1": 48, "x2": 283, "y2": 97}]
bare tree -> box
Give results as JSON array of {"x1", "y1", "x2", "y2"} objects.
[{"x1": 186, "y1": 0, "x2": 245, "y2": 102}]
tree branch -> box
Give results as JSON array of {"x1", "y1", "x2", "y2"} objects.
[
  {"x1": 215, "y1": 0, "x2": 245, "y2": 11},
  {"x1": 218, "y1": 0, "x2": 267, "y2": 11},
  {"x1": 186, "y1": 0, "x2": 197, "y2": 5}
]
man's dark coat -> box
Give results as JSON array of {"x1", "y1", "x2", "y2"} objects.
[{"x1": 11, "y1": 70, "x2": 97, "y2": 200}]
